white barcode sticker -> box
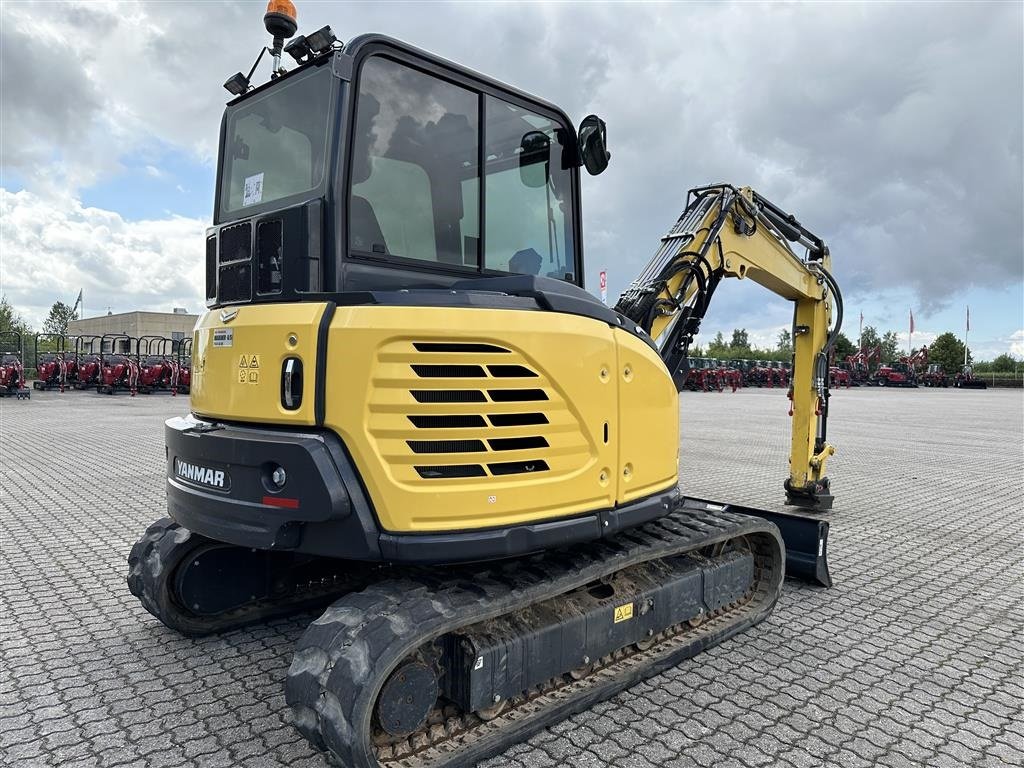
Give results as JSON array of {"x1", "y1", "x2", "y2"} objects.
[{"x1": 243, "y1": 173, "x2": 264, "y2": 206}]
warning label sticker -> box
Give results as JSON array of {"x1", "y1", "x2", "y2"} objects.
[
  {"x1": 613, "y1": 602, "x2": 634, "y2": 623},
  {"x1": 236, "y1": 354, "x2": 260, "y2": 384}
]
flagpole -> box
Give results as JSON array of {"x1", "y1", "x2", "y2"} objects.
[{"x1": 964, "y1": 306, "x2": 969, "y2": 367}]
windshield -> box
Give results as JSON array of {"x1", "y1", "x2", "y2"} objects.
[
  {"x1": 350, "y1": 55, "x2": 576, "y2": 280},
  {"x1": 219, "y1": 65, "x2": 333, "y2": 218}
]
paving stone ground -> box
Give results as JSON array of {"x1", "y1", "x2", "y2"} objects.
[{"x1": 1, "y1": 386, "x2": 1022, "y2": 768}]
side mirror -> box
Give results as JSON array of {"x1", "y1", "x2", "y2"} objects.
[
  {"x1": 519, "y1": 131, "x2": 550, "y2": 188},
  {"x1": 577, "y1": 114, "x2": 610, "y2": 176}
]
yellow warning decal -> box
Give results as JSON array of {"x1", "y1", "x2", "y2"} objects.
[
  {"x1": 613, "y1": 602, "x2": 634, "y2": 623},
  {"x1": 236, "y1": 354, "x2": 261, "y2": 384}
]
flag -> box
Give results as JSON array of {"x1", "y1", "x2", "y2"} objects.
[
  {"x1": 909, "y1": 309, "x2": 915, "y2": 335},
  {"x1": 75, "y1": 290, "x2": 83, "y2": 306},
  {"x1": 966, "y1": 306, "x2": 970, "y2": 333}
]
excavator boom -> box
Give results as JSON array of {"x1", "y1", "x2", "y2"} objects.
[{"x1": 616, "y1": 184, "x2": 842, "y2": 508}]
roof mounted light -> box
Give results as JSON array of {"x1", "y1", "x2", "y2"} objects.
[
  {"x1": 264, "y1": 0, "x2": 298, "y2": 39},
  {"x1": 223, "y1": 72, "x2": 250, "y2": 96},
  {"x1": 305, "y1": 25, "x2": 337, "y2": 54},
  {"x1": 284, "y1": 34, "x2": 313, "y2": 63},
  {"x1": 264, "y1": 0, "x2": 298, "y2": 78}
]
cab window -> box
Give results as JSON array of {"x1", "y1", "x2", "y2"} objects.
[
  {"x1": 483, "y1": 96, "x2": 574, "y2": 280},
  {"x1": 349, "y1": 55, "x2": 577, "y2": 281},
  {"x1": 350, "y1": 57, "x2": 479, "y2": 266}
]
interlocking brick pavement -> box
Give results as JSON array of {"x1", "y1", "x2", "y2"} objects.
[{"x1": 1, "y1": 387, "x2": 1021, "y2": 767}]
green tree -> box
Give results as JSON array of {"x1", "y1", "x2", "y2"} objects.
[
  {"x1": 0, "y1": 296, "x2": 31, "y2": 337},
  {"x1": 730, "y1": 328, "x2": 749, "y2": 349},
  {"x1": 989, "y1": 353, "x2": 1019, "y2": 371},
  {"x1": 42, "y1": 300, "x2": 78, "y2": 335},
  {"x1": 833, "y1": 331, "x2": 856, "y2": 361},
  {"x1": 881, "y1": 331, "x2": 900, "y2": 363},
  {"x1": 928, "y1": 332, "x2": 971, "y2": 374},
  {"x1": 777, "y1": 328, "x2": 792, "y2": 355},
  {"x1": 860, "y1": 325, "x2": 880, "y2": 352},
  {"x1": 708, "y1": 331, "x2": 728, "y2": 358}
]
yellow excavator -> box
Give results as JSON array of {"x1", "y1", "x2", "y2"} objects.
[{"x1": 128, "y1": 3, "x2": 842, "y2": 766}]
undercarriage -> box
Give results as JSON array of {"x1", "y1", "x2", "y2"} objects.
[{"x1": 129, "y1": 502, "x2": 799, "y2": 768}]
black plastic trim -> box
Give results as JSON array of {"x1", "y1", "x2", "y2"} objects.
[
  {"x1": 377, "y1": 490, "x2": 677, "y2": 564},
  {"x1": 165, "y1": 415, "x2": 380, "y2": 560},
  {"x1": 314, "y1": 302, "x2": 336, "y2": 426}
]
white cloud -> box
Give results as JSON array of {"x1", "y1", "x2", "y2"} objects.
[
  {"x1": 0, "y1": 188, "x2": 206, "y2": 327},
  {"x1": 144, "y1": 165, "x2": 164, "y2": 179},
  {"x1": 1008, "y1": 330, "x2": 1024, "y2": 359},
  {"x1": 1, "y1": 1, "x2": 1021, "y2": 336}
]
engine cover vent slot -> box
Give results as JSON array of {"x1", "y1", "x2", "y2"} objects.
[
  {"x1": 408, "y1": 415, "x2": 488, "y2": 429},
  {"x1": 486, "y1": 365, "x2": 537, "y2": 378},
  {"x1": 407, "y1": 440, "x2": 486, "y2": 454},
  {"x1": 413, "y1": 342, "x2": 511, "y2": 354},
  {"x1": 412, "y1": 364, "x2": 487, "y2": 378},
  {"x1": 411, "y1": 390, "x2": 487, "y2": 404},
  {"x1": 415, "y1": 465, "x2": 487, "y2": 479},
  {"x1": 487, "y1": 413, "x2": 548, "y2": 427},
  {"x1": 488, "y1": 437, "x2": 548, "y2": 452},
  {"x1": 488, "y1": 460, "x2": 550, "y2": 476},
  {"x1": 488, "y1": 389, "x2": 548, "y2": 402}
]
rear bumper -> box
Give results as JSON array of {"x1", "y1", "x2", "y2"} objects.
[{"x1": 166, "y1": 415, "x2": 676, "y2": 564}]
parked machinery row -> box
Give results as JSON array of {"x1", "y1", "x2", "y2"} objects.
[
  {"x1": 683, "y1": 357, "x2": 791, "y2": 392},
  {"x1": 828, "y1": 345, "x2": 986, "y2": 389},
  {"x1": 30, "y1": 333, "x2": 192, "y2": 396}
]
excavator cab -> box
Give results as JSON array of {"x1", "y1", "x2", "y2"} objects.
[{"x1": 209, "y1": 34, "x2": 606, "y2": 304}]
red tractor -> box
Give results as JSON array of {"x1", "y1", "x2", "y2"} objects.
[
  {"x1": 743, "y1": 359, "x2": 773, "y2": 387},
  {"x1": 920, "y1": 363, "x2": 950, "y2": 387},
  {"x1": 97, "y1": 334, "x2": 141, "y2": 395},
  {"x1": 714, "y1": 359, "x2": 742, "y2": 391},
  {"x1": 954, "y1": 365, "x2": 988, "y2": 389},
  {"x1": 872, "y1": 361, "x2": 918, "y2": 387},
  {"x1": 33, "y1": 333, "x2": 74, "y2": 392},
  {"x1": 138, "y1": 336, "x2": 182, "y2": 395},
  {"x1": 176, "y1": 338, "x2": 192, "y2": 395},
  {"x1": 844, "y1": 345, "x2": 879, "y2": 386},
  {"x1": 829, "y1": 365, "x2": 851, "y2": 388},
  {"x1": 684, "y1": 357, "x2": 722, "y2": 392},
  {"x1": 73, "y1": 335, "x2": 103, "y2": 390},
  {"x1": 0, "y1": 332, "x2": 31, "y2": 399}
]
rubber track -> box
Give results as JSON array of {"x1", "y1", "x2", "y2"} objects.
[
  {"x1": 127, "y1": 517, "x2": 367, "y2": 636},
  {"x1": 286, "y1": 507, "x2": 784, "y2": 768}
]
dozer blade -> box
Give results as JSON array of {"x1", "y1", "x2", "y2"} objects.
[
  {"x1": 286, "y1": 505, "x2": 786, "y2": 768},
  {"x1": 681, "y1": 496, "x2": 832, "y2": 587}
]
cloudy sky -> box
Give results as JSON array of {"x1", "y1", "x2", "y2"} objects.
[{"x1": 1, "y1": 1, "x2": 1022, "y2": 359}]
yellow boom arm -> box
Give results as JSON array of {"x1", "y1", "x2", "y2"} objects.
[{"x1": 615, "y1": 184, "x2": 842, "y2": 509}]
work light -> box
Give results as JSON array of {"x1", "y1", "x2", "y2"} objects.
[{"x1": 305, "y1": 25, "x2": 337, "y2": 54}]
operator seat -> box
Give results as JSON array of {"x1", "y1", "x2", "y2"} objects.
[
  {"x1": 509, "y1": 248, "x2": 543, "y2": 275},
  {"x1": 350, "y1": 195, "x2": 388, "y2": 254}
]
